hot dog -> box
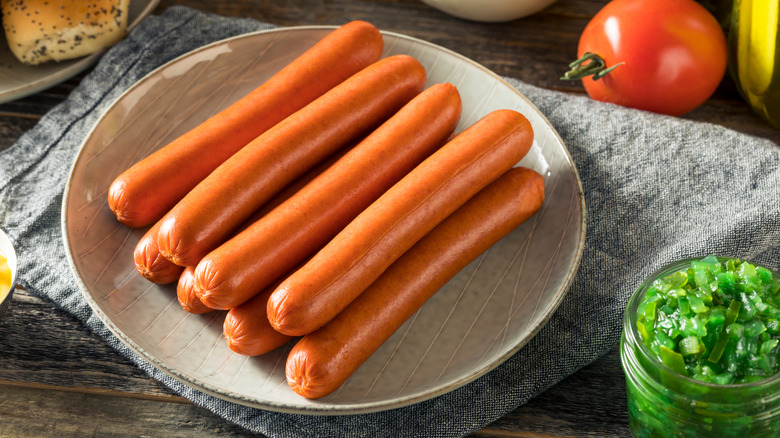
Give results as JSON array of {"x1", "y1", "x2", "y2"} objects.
[
  {"x1": 156, "y1": 54, "x2": 427, "y2": 267},
  {"x1": 133, "y1": 221, "x2": 184, "y2": 284},
  {"x1": 172, "y1": 151, "x2": 345, "y2": 313},
  {"x1": 285, "y1": 166, "x2": 545, "y2": 399},
  {"x1": 223, "y1": 280, "x2": 293, "y2": 356},
  {"x1": 194, "y1": 83, "x2": 462, "y2": 310},
  {"x1": 138, "y1": 143, "x2": 342, "y2": 292},
  {"x1": 107, "y1": 20, "x2": 384, "y2": 228},
  {"x1": 176, "y1": 266, "x2": 213, "y2": 314},
  {"x1": 267, "y1": 109, "x2": 534, "y2": 336}
]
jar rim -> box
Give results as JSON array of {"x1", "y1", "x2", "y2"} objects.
[{"x1": 624, "y1": 254, "x2": 780, "y2": 390}]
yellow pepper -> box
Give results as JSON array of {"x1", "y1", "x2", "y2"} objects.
[{"x1": 729, "y1": 0, "x2": 780, "y2": 128}]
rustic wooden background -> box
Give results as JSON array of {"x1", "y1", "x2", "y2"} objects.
[{"x1": 0, "y1": 0, "x2": 776, "y2": 436}]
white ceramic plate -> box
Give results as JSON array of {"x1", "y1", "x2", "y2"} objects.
[
  {"x1": 62, "y1": 27, "x2": 586, "y2": 414},
  {"x1": 0, "y1": 0, "x2": 161, "y2": 104}
]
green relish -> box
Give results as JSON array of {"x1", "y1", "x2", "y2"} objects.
[
  {"x1": 636, "y1": 255, "x2": 780, "y2": 384},
  {"x1": 622, "y1": 256, "x2": 780, "y2": 438}
]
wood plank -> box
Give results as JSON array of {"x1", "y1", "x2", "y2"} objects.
[
  {"x1": 0, "y1": 382, "x2": 261, "y2": 437},
  {"x1": 1, "y1": 0, "x2": 777, "y2": 145},
  {"x1": 1, "y1": 285, "x2": 629, "y2": 436},
  {"x1": 0, "y1": 116, "x2": 38, "y2": 151},
  {"x1": 0, "y1": 0, "x2": 775, "y2": 435},
  {"x1": 0, "y1": 288, "x2": 174, "y2": 398}
]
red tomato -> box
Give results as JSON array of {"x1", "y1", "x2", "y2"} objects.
[{"x1": 567, "y1": 0, "x2": 728, "y2": 116}]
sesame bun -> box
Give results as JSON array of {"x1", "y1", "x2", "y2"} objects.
[{"x1": 1, "y1": 0, "x2": 130, "y2": 65}]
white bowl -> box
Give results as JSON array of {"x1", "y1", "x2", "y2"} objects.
[
  {"x1": 420, "y1": 0, "x2": 557, "y2": 22},
  {"x1": 0, "y1": 228, "x2": 17, "y2": 319}
]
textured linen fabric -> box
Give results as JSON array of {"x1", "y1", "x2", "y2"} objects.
[{"x1": 1, "y1": 6, "x2": 779, "y2": 437}]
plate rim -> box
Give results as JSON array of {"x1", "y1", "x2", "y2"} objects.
[{"x1": 61, "y1": 24, "x2": 587, "y2": 415}]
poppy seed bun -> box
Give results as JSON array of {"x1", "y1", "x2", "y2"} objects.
[{"x1": 1, "y1": 0, "x2": 129, "y2": 65}]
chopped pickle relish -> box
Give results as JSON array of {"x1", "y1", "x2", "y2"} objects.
[{"x1": 636, "y1": 255, "x2": 780, "y2": 384}]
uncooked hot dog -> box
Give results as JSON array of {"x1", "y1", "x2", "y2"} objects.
[
  {"x1": 267, "y1": 109, "x2": 534, "y2": 336},
  {"x1": 157, "y1": 54, "x2": 427, "y2": 267},
  {"x1": 223, "y1": 280, "x2": 293, "y2": 356},
  {"x1": 133, "y1": 221, "x2": 184, "y2": 284},
  {"x1": 195, "y1": 83, "x2": 462, "y2": 310},
  {"x1": 286, "y1": 166, "x2": 545, "y2": 399},
  {"x1": 140, "y1": 146, "x2": 343, "y2": 300},
  {"x1": 173, "y1": 152, "x2": 342, "y2": 314},
  {"x1": 107, "y1": 20, "x2": 384, "y2": 228},
  {"x1": 177, "y1": 266, "x2": 213, "y2": 314}
]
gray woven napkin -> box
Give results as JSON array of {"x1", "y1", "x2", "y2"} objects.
[{"x1": 1, "y1": 6, "x2": 779, "y2": 437}]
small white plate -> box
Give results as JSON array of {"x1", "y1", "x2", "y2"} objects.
[
  {"x1": 0, "y1": 0, "x2": 160, "y2": 104},
  {"x1": 62, "y1": 26, "x2": 586, "y2": 414}
]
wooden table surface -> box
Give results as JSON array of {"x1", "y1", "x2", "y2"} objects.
[{"x1": 1, "y1": 0, "x2": 777, "y2": 436}]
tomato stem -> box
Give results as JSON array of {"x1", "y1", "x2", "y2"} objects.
[{"x1": 561, "y1": 52, "x2": 624, "y2": 81}]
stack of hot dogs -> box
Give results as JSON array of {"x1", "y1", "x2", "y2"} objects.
[{"x1": 107, "y1": 21, "x2": 545, "y2": 400}]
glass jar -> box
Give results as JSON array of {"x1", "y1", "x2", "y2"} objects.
[
  {"x1": 728, "y1": 0, "x2": 780, "y2": 129},
  {"x1": 620, "y1": 257, "x2": 780, "y2": 437}
]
